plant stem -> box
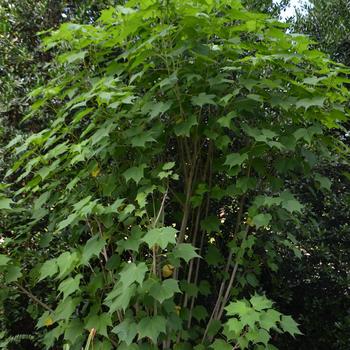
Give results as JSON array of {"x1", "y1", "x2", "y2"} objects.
[
  {"x1": 14, "y1": 282, "x2": 53, "y2": 312},
  {"x1": 202, "y1": 194, "x2": 247, "y2": 342}
]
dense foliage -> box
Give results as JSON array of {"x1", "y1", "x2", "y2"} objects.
[{"x1": 1, "y1": 1, "x2": 349, "y2": 349}]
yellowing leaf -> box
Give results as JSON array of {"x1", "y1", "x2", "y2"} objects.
[
  {"x1": 175, "y1": 305, "x2": 181, "y2": 315},
  {"x1": 162, "y1": 264, "x2": 174, "y2": 278},
  {"x1": 44, "y1": 317, "x2": 54, "y2": 327},
  {"x1": 91, "y1": 166, "x2": 100, "y2": 177}
]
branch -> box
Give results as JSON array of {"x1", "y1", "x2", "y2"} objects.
[
  {"x1": 202, "y1": 194, "x2": 246, "y2": 342},
  {"x1": 153, "y1": 187, "x2": 168, "y2": 228},
  {"x1": 14, "y1": 282, "x2": 54, "y2": 312}
]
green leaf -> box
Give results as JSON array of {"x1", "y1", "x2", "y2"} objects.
[
  {"x1": 81, "y1": 236, "x2": 106, "y2": 265},
  {"x1": 217, "y1": 112, "x2": 236, "y2": 128},
  {"x1": 131, "y1": 131, "x2": 156, "y2": 148},
  {"x1": 148, "y1": 101, "x2": 172, "y2": 119},
  {"x1": 105, "y1": 283, "x2": 136, "y2": 312},
  {"x1": 254, "y1": 195, "x2": 282, "y2": 208},
  {"x1": 240, "y1": 309, "x2": 260, "y2": 328},
  {"x1": 174, "y1": 115, "x2": 198, "y2": 137},
  {"x1": 236, "y1": 177, "x2": 257, "y2": 193},
  {"x1": 64, "y1": 319, "x2": 84, "y2": 345},
  {"x1": 90, "y1": 120, "x2": 116, "y2": 144},
  {"x1": 250, "y1": 294, "x2": 273, "y2": 311},
  {"x1": 42, "y1": 324, "x2": 65, "y2": 348},
  {"x1": 200, "y1": 216, "x2": 221, "y2": 233},
  {"x1": 58, "y1": 274, "x2": 82, "y2": 300},
  {"x1": 172, "y1": 243, "x2": 200, "y2": 262},
  {"x1": 243, "y1": 125, "x2": 277, "y2": 143},
  {"x1": 315, "y1": 173, "x2": 332, "y2": 191},
  {"x1": 57, "y1": 213, "x2": 78, "y2": 231},
  {"x1": 210, "y1": 339, "x2": 232, "y2": 350},
  {"x1": 159, "y1": 72, "x2": 178, "y2": 89},
  {"x1": 137, "y1": 316, "x2": 166, "y2": 343},
  {"x1": 259, "y1": 309, "x2": 281, "y2": 331},
  {"x1": 117, "y1": 343, "x2": 139, "y2": 350},
  {"x1": 192, "y1": 305, "x2": 208, "y2": 322},
  {"x1": 85, "y1": 313, "x2": 112, "y2": 338},
  {"x1": 246, "y1": 328, "x2": 270, "y2": 346},
  {"x1": 179, "y1": 281, "x2": 198, "y2": 297},
  {"x1": 226, "y1": 318, "x2": 243, "y2": 335},
  {"x1": 207, "y1": 319, "x2": 222, "y2": 338},
  {"x1": 280, "y1": 135, "x2": 296, "y2": 151},
  {"x1": 59, "y1": 50, "x2": 87, "y2": 64},
  {"x1": 0, "y1": 197, "x2": 13, "y2": 210},
  {"x1": 246, "y1": 273, "x2": 259, "y2": 287},
  {"x1": 123, "y1": 164, "x2": 146, "y2": 184},
  {"x1": 5, "y1": 265, "x2": 22, "y2": 283},
  {"x1": 191, "y1": 93, "x2": 216, "y2": 107},
  {"x1": 54, "y1": 297, "x2": 81, "y2": 321},
  {"x1": 225, "y1": 300, "x2": 250, "y2": 316},
  {"x1": 251, "y1": 213, "x2": 272, "y2": 229},
  {"x1": 198, "y1": 280, "x2": 211, "y2": 296},
  {"x1": 56, "y1": 251, "x2": 79, "y2": 279},
  {"x1": 112, "y1": 317, "x2": 138, "y2": 345},
  {"x1": 194, "y1": 345, "x2": 206, "y2": 350},
  {"x1": 205, "y1": 245, "x2": 224, "y2": 266},
  {"x1": 119, "y1": 262, "x2": 148, "y2": 288},
  {"x1": 39, "y1": 259, "x2": 58, "y2": 281},
  {"x1": 293, "y1": 126, "x2": 322, "y2": 144},
  {"x1": 224, "y1": 153, "x2": 248, "y2": 169},
  {"x1": 279, "y1": 315, "x2": 302, "y2": 337},
  {"x1": 142, "y1": 226, "x2": 177, "y2": 249},
  {"x1": 150, "y1": 279, "x2": 181, "y2": 303},
  {"x1": 117, "y1": 227, "x2": 143, "y2": 253},
  {"x1": 293, "y1": 128, "x2": 311, "y2": 143},
  {"x1": 295, "y1": 96, "x2": 325, "y2": 110},
  {"x1": 73, "y1": 196, "x2": 92, "y2": 211},
  {"x1": 163, "y1": 162, "x2": 175, "y2": 170},
  {"x1": 280, "y1": 192, "x2": 303, "y2": 213},
  {"x1": 0, "y1": 254, "x2": 10, "y2": 266}
]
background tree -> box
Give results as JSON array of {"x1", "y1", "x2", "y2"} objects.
[
  {"x1": 243, "y1": 0, "x2": 290, "y2": 16},
  {"x1": 294, "y1": 0, "x2": 350, "y2": 65},
  {"x1": 260, "y1": 2, "x2": 350, "y2": 348}
]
